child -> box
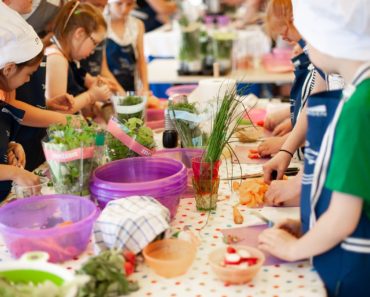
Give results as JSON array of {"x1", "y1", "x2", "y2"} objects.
[
  {"x1": 259, "y1": 1, "x2": 370, "y2": 296},
  {"x1": 79, "y1": 0, "x2": 125, "y2": 95},
  {"x1": 0, "y1": 2, "x2": 71, "y2": 200},
  {"x1": 106, "y1": 0, "x2": 149, "y2": 93},
  {"x1": 258, "y1": 0, "x2": 325, "y2": 158},
  {"x1": 45, "y1": 1, "x2": 112, "y2": 112}
]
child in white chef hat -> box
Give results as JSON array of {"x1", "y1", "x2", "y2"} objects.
[
  {"x1": 0, "y1": 2, "x2": 72, "y2": 199},
  {"x1": 259, "y1": 0, "x2": 370, "y2": 296}
]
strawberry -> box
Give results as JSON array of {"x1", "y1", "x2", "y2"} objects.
[
  {"x1": 244, "y1": 257, "x2": 258, "y2": 266},
  {"x1": 124, "y1": 261, "x2": 134, "y2": 276},
  {"x1": 226, "y1": 246, "x2": 236, "y2": 254},
  {"x1": 123, "y1": 250, "x2": 136, "y2": 266}
]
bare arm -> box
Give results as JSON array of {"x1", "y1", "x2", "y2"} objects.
[
  {"x1": 136, "y1": 20, "x2": 149, "y2": 93},
  {"x1": 100, "y1": 48, "x2": 125, "y2": 94},
  {"x1": 259, "y1": 191, "x2": 363, "y2": 261},
  {"x1": 0, "y1": 164, "x2": 40, "y2": 186},
  {"x1": 45, "y1": 52, "x2": 111, "y2": 113},
  {"x1": 263, "y1": 106, "x2": 307, "y2": 182},
  {"x1": 10, "y1": 99, "x2": 67, "y2": 126}
]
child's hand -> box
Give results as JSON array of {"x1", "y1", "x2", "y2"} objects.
[
  {"x1": 275, "y1": 218, "x2": 302, "y2": 238},
  {"x1": 264, "y1": 177, "x2": 301, "y2": 206},
  {"x1": 263, "y1": 151, "x2": 292, "y2": 184},
  {"x1": 13, "y1": 168, "x2": 40, "y2": 187},
  {"x1": 97, "y1": 76, "x2": 120, "y2": 93},
  {"x1": 88, "y1": 84, "x2": 112, "y2": 103},
  {"x1": 272, "y1": 118, "x2": 292, "y2": 136},
  {"x1": 257, "y1": 136, "x2": 285, "y2": 157},
  {"x1": 264, "y1": 108, "x2": 290, "y2": 131},
  {"x1": 7, "y1": 142, "x2": 26, "y2": 168},
  {"x1": 47, "y1": 93, "x2": 74, "y2": 112},
  {"x1": 258, "y1": 227, "x2": 299, "y2": 261}
]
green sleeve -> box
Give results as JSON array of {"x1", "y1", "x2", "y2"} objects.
[{"x1": 325, "y1": 82, "x2": 370, "y2": 214}]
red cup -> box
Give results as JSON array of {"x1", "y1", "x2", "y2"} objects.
[{"x1": 191, "y1": 156, "x2": 221, "y2": 180}]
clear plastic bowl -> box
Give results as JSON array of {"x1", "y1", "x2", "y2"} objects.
[
  {"x1": 143, "y1": 238, "x2": 196, "y2": 278},
  {"x1": 209, "y1": 245, "x2": 265, "y2": 284},
  {"x1": 90, "y1": 157, "x2": 187, "y2": 219},
  {"x1": 0, "y1": 195, "x2": 100, "y2": 263},
  {"x1": 13, "y1": 176, "x2": 50, "y2": 198}
]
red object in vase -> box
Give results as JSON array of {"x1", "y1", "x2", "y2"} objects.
[{"x1": 191, "y1": 156, "x2": 221, "y2": 180}]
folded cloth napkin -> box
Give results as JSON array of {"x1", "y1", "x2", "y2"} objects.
[{"x1": 93, "y1": 196, "x2": 170, "y2": 254}]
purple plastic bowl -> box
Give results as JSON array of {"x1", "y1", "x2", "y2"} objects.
[
  {"x1": 152, "y1": 149, "x2": 204, "y2": 198},
  {"x1": 90, "y1": 157, "x2": 187, "y2": 218},
  {"x1": 0, "y1": 195, "x2": 100, "y2": 263}
]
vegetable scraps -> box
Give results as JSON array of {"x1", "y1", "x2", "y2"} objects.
[
  {"x1": 43, "y1": 117, "x2": 99, "y2": 196},
  {"x1": 76, "y1": 249, "x2": 139, "y2": 297},
  {"x1": 106, "y1": 117, "x2": 155, "y2": 161}
]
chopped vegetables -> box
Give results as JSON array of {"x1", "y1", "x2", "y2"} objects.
[
  {"x1": 76, "y1": 249, "x2": 139, "y2": 297},
  {"x1": 233, "y1": 178, "x2": 269, "y2": 208}
]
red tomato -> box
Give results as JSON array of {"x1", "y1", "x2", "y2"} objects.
[
  {"x1": 248, "y1": 153, "x2": 260, "y2": 159},
  {"x1": 124, "y1": 261, "x2": 134, "y2": 276},
  {"x1": 123, "y1": 250, "x2": 136, "y2": 266}
]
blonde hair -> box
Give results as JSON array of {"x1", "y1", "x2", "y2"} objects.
[
  {"x1": 53, "y1": 1, "x2": 106, "y2": 56},
  {"x1": 265, "y1": 0, "x2": 293, "y2": 39}
]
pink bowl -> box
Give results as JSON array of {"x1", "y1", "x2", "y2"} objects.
[
  {"x1": 146, "y1": 108, "x2": 165, "y2": 129},
  {"x1": 262, "y1": 48, "x2": 294, "y2": 73},
  {"x1": 0, "y1": 195, "x2": 99, "y2": 263}
]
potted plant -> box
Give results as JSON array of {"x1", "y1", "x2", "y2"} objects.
[
  {"x1": 111, "y1": 94, "x2": 147, "y2": 122},
  {"x1": 168, "y1": 96, "x2": 209, "y2": 148},
  {"x1": 42, "y1": 117, "x2": 99, "y2": 196},
  {"x1": 192, "y1": 85, "x2": 248, "y2": 210},
  {"x1": 105, "y1": 117, "x2": 156, "y2": 161}
]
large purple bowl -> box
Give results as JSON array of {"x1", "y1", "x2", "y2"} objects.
[
  {"x1": 90, "y1": 157, "x2": 187, "y2": 219},
  {"x1": 0, "y1": 195, "x2": 99, "y2": 263}
]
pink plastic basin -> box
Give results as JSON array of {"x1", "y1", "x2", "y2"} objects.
[{"x1": 0, "y1": 195, "x2": 99, "y2": 263}]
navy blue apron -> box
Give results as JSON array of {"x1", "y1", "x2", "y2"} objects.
[
  {"x1": 302, "y1": 66, "x2": 370, "y2": 296},
  {"x1": 290, "y1": 52, "x2": 314, "y2": 127},
  {"x1": 80, "y1": 40, "x2": 106, "y2": 76},
  {"x1": 301, "y1": 90, "x2": 342, "y2": 234},
  {"x1": 106, "y1": 38, "x2": 136, "y2": 92},
  {"x1": 15, "y1": 60, "x2": 47, "y2": 171},
  {"x1": 68, "y1": 60, "x2": 87, "y2": 96},
  {"x1": 0, "y1": 101, "x2": 25, "y2": 200},
  {"x1": 134, "y1": 0, "x2": 162, "y2": 32}
]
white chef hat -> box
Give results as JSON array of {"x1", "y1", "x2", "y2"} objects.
[
  {"x1": 293, "y1": 0, "x2": 370, "y2": 61},
  {"x1": 0, "y1": 2, "x2": 43, "y2": 69}
]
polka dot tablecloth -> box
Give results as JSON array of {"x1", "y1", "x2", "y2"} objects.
[{"x1": 0, "y1": 178, "x2": 325, "y2": 297}]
